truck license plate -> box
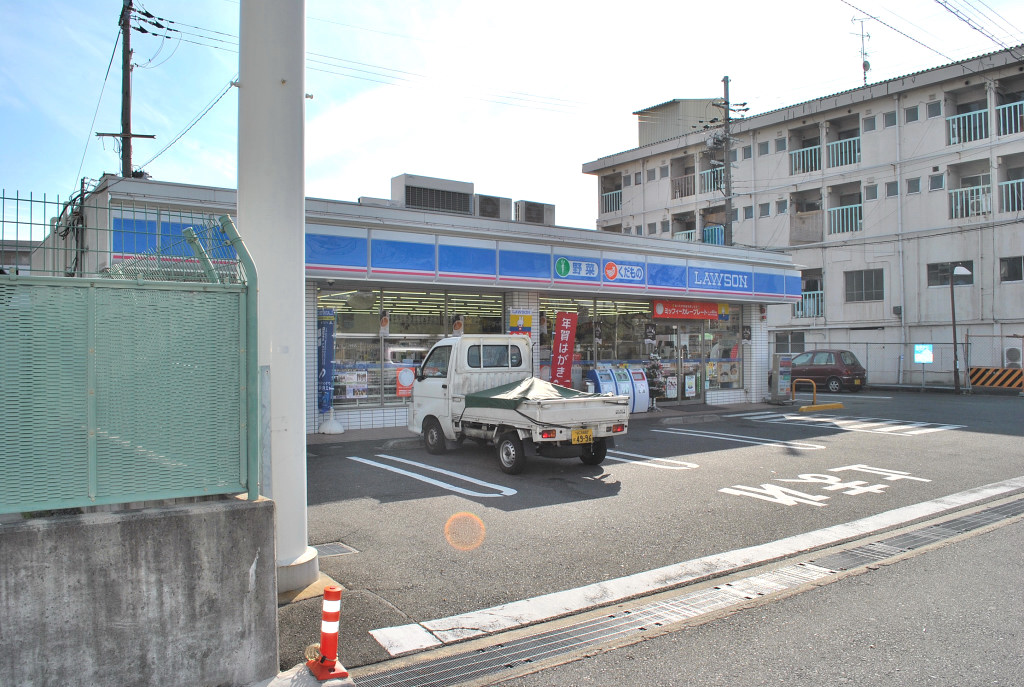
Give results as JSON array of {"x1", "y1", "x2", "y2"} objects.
[{"x1": 571, "y1": 428, "x2": 593, "y2": 445}]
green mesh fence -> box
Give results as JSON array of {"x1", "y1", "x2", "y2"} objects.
[{"x1": 1, "y1": 190, "x2": 255, "y2": 514}]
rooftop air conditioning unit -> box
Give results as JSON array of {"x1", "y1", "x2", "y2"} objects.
[
  {"x1": 1005, "y1": 346, "x2": 1022, "y2": 369},
  {"x1": 475, "y1": 194, "x2": 512, "y2": 220},
  {"x1": 514, "y1": 201, "x2": 555, "y2": 226}
]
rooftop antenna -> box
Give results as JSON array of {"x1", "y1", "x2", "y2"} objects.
[{"x1": 852, "y1": 17, "x2": 871, "y2": 85}]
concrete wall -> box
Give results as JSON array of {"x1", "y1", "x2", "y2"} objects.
[{"x1": 0, "y1": 497, "x2": 278, "y2": 687}]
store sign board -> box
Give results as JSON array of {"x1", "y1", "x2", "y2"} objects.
[
  {"x1": 652, "y1": 300, "x2": 721, "y2": 320},
  {"x1": 438, "y1": 242, "x2": 497, "y2": 280},
  {"x1": 498, "y1": 248, "x2": 550, "y2": 282},
  {"x1": 602, "y1": 259, "x2": 645, "y2": 285},
  {"x1": 552, "y1": 312, "x2": 578, "y2": 387},
  {"x1": 553, "y1": 255, "x2": 601, "y2": 283},
  {"x1": 688, "y1": 265, "x2": 754, "y2": 295}
]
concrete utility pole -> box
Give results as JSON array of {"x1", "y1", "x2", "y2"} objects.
[
  {"x1": 238, "y1": 0, "x2": 318, "y2": 593},
  {"x1": 722, "y1": 76, "x2": 733, "y2": 246},
  {"x1": 120, "y1": 0, "x2": 132, "y2": 178}
]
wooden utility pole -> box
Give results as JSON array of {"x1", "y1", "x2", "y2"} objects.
[{"x1": 120, "y1": 0, "x2": 133, "y2": 177}]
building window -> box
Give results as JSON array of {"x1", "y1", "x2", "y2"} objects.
[
  {"x1": 660, "y1": 165, "x2": 669, "y2": 178},
  {"x1": 775, "y1": 331, "x2": 806, "y2": 354},
  {"x1": 905, "y1": 105, "x2": 919, "y2": 123},
  {"x1": 864, "y1": 184, "x2": 878, "y2": 201},
  {"x1": 885, "y1": 181, "x2": 899, "y2": 197},
  {"x1": 623, "y1": 174, "x2": 631, "y2": 187},
  {"x1": 775, "y1": 137, "x2": 787, "y2": 152},
  {"x1": 929, "y1": 173, "x2": 944, "y2": 191},
  {"x1": 758, "y1": 141, "x2": 770, "y2": 156},
  {"x1": 907, "y1": 177, "x2": 921, "y2": 194},
  {"x1": 927, "y1": 261, "x2": 974, "y2": 287},
  {"x1": 1000, "y1": 256, "x2": 1024, "y2": 282},
  {"x1": 883, "y1": 111, "x2": 897, "y2": 128},
  {"x1": 742, "y1": 145, "x2": 752, "y2": 159},
  {"x1": 845, "y1": 269, "x2": 884, "y2": 302},
  {"x1": 623, "y1": 226, "x2": 632, "y2": 235},
  {"x1": 759, "y1": 202, "x2": 771, "y2": 218},
  {"x1": 729, "y1": 208, "x2": 739, "y2": 223},
  {"x1": 634, "y1": 172, "x2": 643, "y2": 185},
  {"x1": 777, "y1": 199, "x2": 789, "y2": 214},
  {"x1": 647, "y1": 168, "x2": 657, "y2": 182},
  {"x1": 863, "y1": 115, "x2": 877, "y2": 132},
  {"x1": 743, "y1": 205, "x2": 754, "y2": 220},
  {"x1": 729, "y1": 149, "x2": 738, "y2": 163},
  {"x1": 927, "y1": 101, "x2": 942, "y2": 118},
  {"x1": 647, "y1": 222, "x2": 657, "y2": 235},
  {"x1": 660, "y1": 220, "x2": 670, "y2": 233}
]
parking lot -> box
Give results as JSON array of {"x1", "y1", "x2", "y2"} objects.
[{"x1": 280, "y1": 390, "x2": 1024, "y2": 673}]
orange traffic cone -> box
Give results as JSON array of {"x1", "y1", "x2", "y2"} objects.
[{"x1": 306, "y1": 586, "x2": 349, "y2": 680}]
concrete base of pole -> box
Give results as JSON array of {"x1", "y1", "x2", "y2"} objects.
[{"x1": 278, "y1": 545, "x2": 320, "y2": 594}]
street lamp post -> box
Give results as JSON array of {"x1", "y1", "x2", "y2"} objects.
[{"x1": 950, "y1": 264, "x2": 972, "y2": 395}]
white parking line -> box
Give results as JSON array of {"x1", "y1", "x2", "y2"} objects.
[
  {"x1": 654, "y1": 427, "x2": 826, "y2": 450},
  {"x1": 346, "y1": 454, "x2": 517, "y2": 498},
  {"x1": 606, "y1": 450, "x2": 700, "y2": 470},
  {"x1": 370, "y1": 475, "x2": 1024, "y2": 655}
]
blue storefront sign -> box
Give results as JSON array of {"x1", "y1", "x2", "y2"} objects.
[{"x1": 317, "y1": 309, "x2": 335, "y2": 413}]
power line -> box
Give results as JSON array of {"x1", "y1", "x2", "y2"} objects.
[
  {"x1": 70, "y1": 30, "x2": 121, "y2": 196},
  {"x1": 933, "y1": 0, "x2": 1024, "y2": 60},
  {"x1": 137, "y1": 77, "x2": 236, "y2": 169}
]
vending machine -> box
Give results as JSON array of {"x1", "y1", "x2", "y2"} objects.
[
  {"x1": 611, "y1": 368, "x2": 635, "y2": 410},
  {"x1": 586, "y1": 368, "x2": 617, "y2": 395},
  {"x1": 627, "y1": 367, "x2": 650, "y2": 413}
]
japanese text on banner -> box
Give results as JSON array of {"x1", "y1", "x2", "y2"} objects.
[{"x1": 552, "y1": 312, "x2": 578, "y2": 387}]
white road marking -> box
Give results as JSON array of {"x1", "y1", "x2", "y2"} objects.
[
  {"x1": 723, "y1": 411, "x2": 784, "y2": 419},
  {"x1": 346, "y1": 454, "x2": 517, "y2": 498},
  {"x1": 653, "y1": 427, "x2": 826, "y2": 450},
  {"x1": 370, "y1": 475, "x2": 1024, "y2": 655},
  {"x1": 737, "y1": 412, "x2": 965, "y2": 436},
  {"x1": 605, "y1": 450, "x2": 699, "y2": 470}
]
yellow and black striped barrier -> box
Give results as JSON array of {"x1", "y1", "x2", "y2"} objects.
[{"x1": 969, "y1": 366, "x2": 1023, "y2": 389}]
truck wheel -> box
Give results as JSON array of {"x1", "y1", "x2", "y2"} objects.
[
  {"x1": 496, "y1": 432, "x2": 526, "y2": 475},
  {"x1": 423, "y1": 417, "x2": 447, "y2": 455},
  {"x1": 580, "y1": 438, "x2": 607, "y2": 465}
]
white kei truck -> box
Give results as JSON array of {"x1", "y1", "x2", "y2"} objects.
[{"x1": 407, "y1": 334, "x2": 630, "y2": 474}]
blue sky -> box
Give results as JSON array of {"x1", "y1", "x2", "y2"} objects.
[{"x1": 2, "y1": 0, "x2": 1023, "y2": 230}]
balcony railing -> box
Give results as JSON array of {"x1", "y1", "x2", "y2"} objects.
[
  {"x1": 672, "y1": 229, "x2": 697, "y2": 242},
  {"x1": 997, "y1": 100, "x2": 1024, "y2": 136},
  {"x1": 828, "y1": 204, "x2": 863, "y2": 234},
  {"x1": 948, "y1": 110, "x2": 989, "y2": 144},
  {"x1": 671, "y1": 174, "x2": 696, "y2": 199},
  {"x1": 999, "y1": 179, "x2": 1024, "y2": 213},
  {"x1": 699, "y1": 168, "x2": 724, "y2": 194},
  {"x1": 949, "y1": 185, "x2": 991, "y2": 219},
  {"x1": 703, "y1": 225, "x2": 725, "y2": 245},
  {"x1": 601, "y1": 190, "x2": 622, "y2": 214},
  {"x1": 793, "y1": 291, "x2": 824, "y2": 318},
  {"x1": 789, "y1": 146, "x2": 821, "y2": 175},
  {"x1": 827, "y1": 137, "x2": 861, "y2": 167}
]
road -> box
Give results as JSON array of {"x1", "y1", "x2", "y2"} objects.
[{"x1": 279, "y1": 391, "x2": 1024, "y2": 684}]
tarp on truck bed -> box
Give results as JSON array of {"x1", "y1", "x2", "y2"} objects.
[{"x1": 464, "y1": 377, "x2": 603, "y2": 410}]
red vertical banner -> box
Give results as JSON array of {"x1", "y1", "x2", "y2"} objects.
[{"x1": 552, "y1": 312, "x2": 578, "y2": 388}]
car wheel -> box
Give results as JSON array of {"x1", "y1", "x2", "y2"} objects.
[
  {"x1": 496, "y1": 431, "x2": 526, "y2": 474},
  {"x1": 826, "y1": 377, "x2": 842, "y2": 393},
  {"x1": 423, "y1": 417, "x2": 447, "y2": 455},
  {"x1": 580, "y1": 438, "x2": 607, "y2": 466}
]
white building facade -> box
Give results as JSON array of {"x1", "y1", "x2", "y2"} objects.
[{"x1": 584, "y1": 47, "x2": 1024, "y2": 387}]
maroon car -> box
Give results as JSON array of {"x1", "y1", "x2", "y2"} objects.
[{"x1": 789, "y1": 349, "x2": 866, "y2": 392}]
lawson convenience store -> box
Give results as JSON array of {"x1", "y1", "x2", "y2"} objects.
[
  {"x1": 90, "y1": 177, "x2": 801, "y2": 433},
  {"x1": 304, "y1": 213, "x2": 801, "y2": 433}
]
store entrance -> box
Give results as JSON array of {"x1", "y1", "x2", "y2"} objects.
[{"x1": 656, "y1": 321, "x2": 708, "y2": 405}]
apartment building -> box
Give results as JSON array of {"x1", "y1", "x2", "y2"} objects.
[{"x1": 583, "y1": 47, "x2": 1024, "y2": 386}]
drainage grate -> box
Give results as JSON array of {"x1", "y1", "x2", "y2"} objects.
[
  {"x1": 314, "y1": 542, "x2": 358, "y2": 557},
  {"x1": 355, "y1": 498, "x2": 1024, "y2": 687}
]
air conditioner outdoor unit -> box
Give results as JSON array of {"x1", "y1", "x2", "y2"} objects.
[
  {"x1": 475, "y1": 194, "x2": 512, "y2": 220},
  {"x1": 968, "y1": 198, "x2": 989, "y2": 216},
  {"x1": 1005, "y1": 346, "x2": 1022, "y2": 369},
  {"x1": 514, "y1": 201, "x2": 555, "y2": 226}
]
